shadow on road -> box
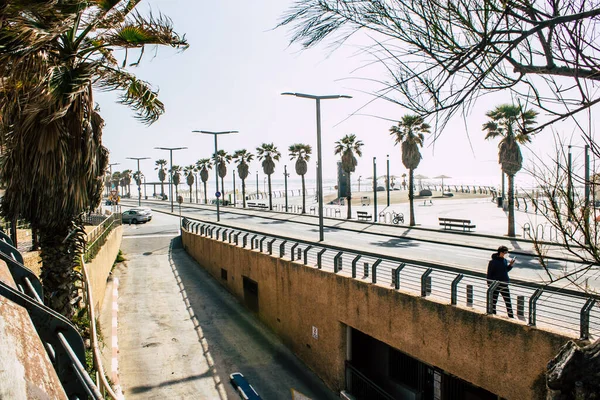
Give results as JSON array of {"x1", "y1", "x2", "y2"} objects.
[
  {"x1": 370, "y1": 238, "x2": 420, "y2": 249},
  {"x1": 166, "y1": 237, "x2": 337, "y2": 400}
]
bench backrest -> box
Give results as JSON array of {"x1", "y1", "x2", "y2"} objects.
[{"x1": 439, "y1": 217, "x2": 471, "y2": 223}]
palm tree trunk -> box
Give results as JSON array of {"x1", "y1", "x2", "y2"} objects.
[
  {"x1": 39, "y1": 220, "x2": 85, "y2": 319},
  {"x1": 160, "y1": 180, "x2": 165, "y2": 197},
  {"x1": 189, "y1": 184, "x2": 193, "y2": 203},
  {"x1": 508, "y1": 173, "x2": 515, "y2": 237},
  {"x1": 268, "y1": 174, "x2": 273, "y2": 210},
  {"x1": 221, "y1": 177, "x2": 225, "y2": 205},
  {"x1": 301, "y1": 174, "x2": 306, "y2": 213},
  {"x1": 409, "y1": 169, "x2": 416, "y2": 226},
  {"x1": 203, "y1": 181, "x2": 208, "y2": 204},
  {"x1": 242, "y1": 179, "x2": 247, "y2": 208},
  {"x1": 347, "y1": 172, "x2": 352, "y2": 219}
]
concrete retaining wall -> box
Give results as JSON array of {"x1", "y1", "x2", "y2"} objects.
[
  {"x1": 86, "y1": 225, "x2": 123, "y2": 313},
  {"x1": 182, "y1": 230, "x2": 570, "y2": 400}
]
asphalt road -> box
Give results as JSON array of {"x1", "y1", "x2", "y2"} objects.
[
  {"x1": 113, "y1": 210, "x2": 337, "y2": 399},
  {"x1": 123, "y1": 199, "x2": 599, "y2": 289}
]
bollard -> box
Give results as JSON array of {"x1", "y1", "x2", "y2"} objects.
[{"x1": 466, "y1": 285, "x2": 473, "y2": 307}]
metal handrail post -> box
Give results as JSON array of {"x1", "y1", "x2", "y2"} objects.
[
  {"x1": 317, "y1": 248, "x2": 327, "y2": 269},
  {"x1": 528, "y1": 288, "x2": 544, "y2": 326},
  {"x1": 303, "y1": 246, "x2": 313, "y2": 265},
  {"x1": 421, "y1": 268, "x2": 433, "y2": 297},
  {"x1": 250, "y1": 234, "x2": 258, "y2": 250},
  {"x1": 334, "y1": 252, "x2": 343, "y2": 273},
  {"x1": 267, "y1": 238, "x2": 276, "y2": 255},
  {"x1": 279, "y1": 241, "x2": 287, "y2": 258},
  {"x1": 451, "y1": 274, "x2": 464, "y2": 305},
  {"x1": 352, "y1": 255, "x2": 361, "y2": 279},
  {"x1": 393, "y1": 263, "x2": 406, "y2": 290},
  {"x1": 259, "y1": 236, "x2": 267, "y2": 253},
  {"x1": 290, "y1": 243, "x2": 299, "y2": 261},
  {"x1": 371, "y1": 259, "x2": 382, "y2": 283},
  {"x1": 580, "y1": 298, "x2": 596, "y2": 340},
  {"x1": 486, "y1": 281, "x2": 500, "y2": 314}
]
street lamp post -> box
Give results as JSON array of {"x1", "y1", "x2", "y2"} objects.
[
  {"x1": 282, "y1": 92, "x2": 352, "y2": 242},
  {"x1": 373, "y1": 157, "x2": 378, "y2": 222},
  {"x1": 193, "y1": 130, "x2": 238, "y2": 222},
  {"x1": 127, "y1": 157, "x2": 150, "y2": 206},
  {"x1": 256, "y1": 171, "x2": 259, "y2": 199},
  {"x1": 108, "y1": 162, "x2": 120, "y2": 195},
  {"x1": 386, "y1": 154, "x2": 390, "y2": 207},
  {"x1": 155, "y1": 147, "x2": 187, "y2": 212},
  {"x1": 358, "y1": 175, "x2": 362, "y2": 193},
  {"x1": 284, "y1": 165, "x2": 290, "y2": 212},
  {"x1": 233, "y1": 172, "x2": 236, "y2": 207}
]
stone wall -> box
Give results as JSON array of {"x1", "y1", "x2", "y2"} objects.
[
  {"x1": 86, "y1": 225, "x2": 123, "y2": 313},
  {"x1": 182, "y1": 230, "x2": 570, "y2": 400}
]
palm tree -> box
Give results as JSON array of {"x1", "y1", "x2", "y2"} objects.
[
  {"x1": 483, "y1": 104, "x2": 538, "y2": 237},
  {"x1": 289, "y1": 144, "x2": 313, "y2": 214},
  {"x1": 256, "y1": 143, "x2": 281, "y2": 210},
  {"x1": 390, "y1": 115, "x2": 431, "y2": 226},
  {"x1": 184, "y1": 165, "x2": 196, "y2": 203},
  {"x1": 0, "y1": 2, "x2": 187, "y2": 317},
  {"x1": 334, "y1": 135, "x2": 364, "y2": 219},
  {"x1": 196, "y1": 159, "x2": 212, "y2": 204},
  {"x1": 170, "y1": 165, "x2": 182, "y2": 199},
  {"x1": 121, "y1": 169, "x2": 133, "y2": 197},
  {"x1": 111, "y1": 171, "x2": 122, "y2": 197},
  {"x1": 133, "y1": 171, "x2": 143, "y2": 200},
  {"x1": 155, "y1": 159, "x2": 168, "y2": 199},
  {"x1": 213, "y1": 150, "x2": 232, "y2": 205},
  {"x1": 233, "y1": 150, "x2": 254, "y2": 208}
]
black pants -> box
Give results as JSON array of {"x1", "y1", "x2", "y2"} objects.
[{"x1": 491, "y1": 282, "x2": 514, "y2": 318}]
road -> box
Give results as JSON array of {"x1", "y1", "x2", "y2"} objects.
[
  {"x1": 109, "y1": 210, "x2": 337, "y2": 399},
  {"x1": 123, "y1": 199, "x2": 599, "y2": 289}
]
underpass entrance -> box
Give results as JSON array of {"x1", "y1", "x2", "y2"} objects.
[
  {"x1": 242, "y1": 276, "x2": 259, "y2": 313},
  {"x1": 346, "y1": 327, "x2": 497, "y2": 400}
]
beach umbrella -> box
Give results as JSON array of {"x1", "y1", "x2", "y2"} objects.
[
  {"x1": 434, "y1": 174, "x2": 452, "y2": 192},
  {"x1": 413, "y1": 174, "x2": 429, "y2": 188}
]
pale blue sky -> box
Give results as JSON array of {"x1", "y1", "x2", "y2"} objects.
[{"x1": 97, "y1": 0, "x2": 592, "y2": 188}]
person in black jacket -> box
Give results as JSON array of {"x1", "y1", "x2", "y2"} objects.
[{"x1": 487, "y1": 245, "x2": 515, "y2": 318}]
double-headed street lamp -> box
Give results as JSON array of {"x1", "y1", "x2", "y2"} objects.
[
  {"x1": 282, "y1": 92, "x2": 352, "y2": 242},
  {"x1": 127, "y1": 157, "x2": 150, "y2": 206},
  {"x1": 155, "y1": 147, "x2": 187, "y2": 212},
  {"x1": 192, "y1": 130, "x2": 238, "y2": 222}
]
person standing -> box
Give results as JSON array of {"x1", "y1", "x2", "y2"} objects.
[{"x1": 487, "y1": 245, "x2": 515, "y2": 318}]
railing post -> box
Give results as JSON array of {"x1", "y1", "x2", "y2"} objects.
[
  {"x1": 486, "y1": 281, "x2": 499, "y2": 314},
  {"x1": 215, "y1": 228, "x2": 221, "y2": 239},
  {"x1": 466, "y1": 285, "x2": 473, "y2": 307},
  {"x1": 303, "y1": 246, "x2": 313, "y2": 265},
  {"x1": 334, "y1": 252, "x2": 343, "y2": 273},
  {"x1": 250, "y1": 234, "x2": 258, "y2": 250},
  {"x1": 517, "y1": 295, "x2": 525, "y2": 317},
  {"x1": 200, "y1": 224, "x2": 205, "y2": 235},
  {"x1": 451, "y1": 274, "x2": 464, "y2": 305},
  {"x1": 352, "y1": 255, "x2": 361, "y2": 279},
  {"x1": 234, "y1": 232, "x2": 240, "y2": 245},
  {"x1": 290, "y1": 243, "x2": 299, "y2": 261},
  {"x1": 363, "y1": 262, "x2": 369, "y2": 278},
  {"x1": 392, "y1": 263, "x2": 406, "y2": 289},
  {"x1": 580, "y1": 298, "x2": 596, "y2": 340},
  {"x1": 242, "y1": 233, "x2": 249, "y2": 248},
  {"x1": 267, "y1": 238, "x2": 276, "y2": 255},
  {"x1": 317, "y1": 248, "x2": 327, "y2": 269},
  {"x1": 259, "y1": 237, "x2": 267, "y2": 253},
  {"x1": 372, "y1": 259, "x2": 382, "y2": 283},
  {"x1": 222, "y1": 229, "x2": 227, "y2": 241},
  {"x1": 279, "y1": 240, "x2": 287, "y2": 258},
  {"x1": 228, "y1": 231, "x2": 234, "y2": 243},
  {"x1": 528, "y1": 288, "x2": 544, "y2": 326},
  {"x1": 421, "y1": 268, "x2": 433, "y2": 297}
]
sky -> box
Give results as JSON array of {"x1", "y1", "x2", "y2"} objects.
[{"x1": 96, "y1": 0, "x2": 595, "y2": 189}]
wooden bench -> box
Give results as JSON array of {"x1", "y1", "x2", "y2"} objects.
[
  {"x1": 357, "y1": 211, "x2": 372, "y2": 221},
  {"x1": 438, "y1": 217, "x2": 476, "y2": 232}
]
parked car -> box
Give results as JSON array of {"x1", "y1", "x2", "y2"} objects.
[
  {"x1": 121, "y1": 209, "x2": 150, "y2": 224},
  {"x1": 130, "y1": 207, "x2": 152, "y2": 220}
]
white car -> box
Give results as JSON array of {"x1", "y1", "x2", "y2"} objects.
[
  {"x1": 130, "y1": 207, "x2": 153, "y2": 221},
  {"x1": 122, "y1": 209, "x2": 151, "y2": 224}
]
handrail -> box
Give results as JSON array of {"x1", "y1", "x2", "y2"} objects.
[
  {"x1": 81, "y1": 255, "x2": 122, "y2": 399},
  {"x1": 181, "y1": 217, "x2": 599, "y2": 339}
]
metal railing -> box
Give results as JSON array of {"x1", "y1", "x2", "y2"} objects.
[
  {"x1": 345, "y1": 361, "x2": 395, "y2": 400},
  {"x1": 182, "y1": 217, "x2": 600, "y2": 340},
  {"x1": 85, "y1": 213, "x2": 122, "y2": 262},
  {"x1": 0, "y1": 230, "x2": 104, "y2": 399}
]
